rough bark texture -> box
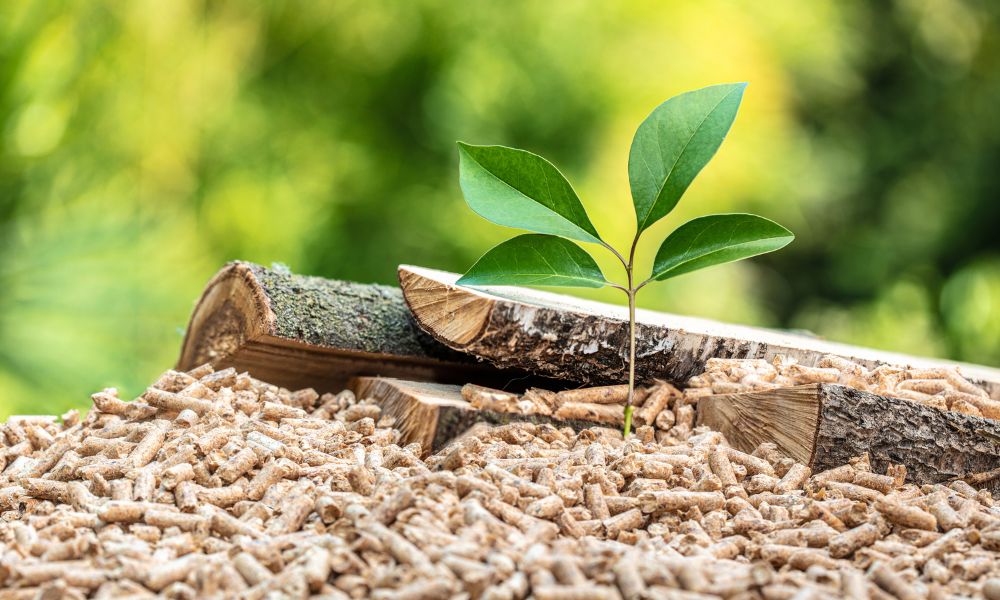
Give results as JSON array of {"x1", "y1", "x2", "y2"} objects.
[
  {"x1": 814, "y1": 385, "x2": 1000, "y2": 493},
  {"x1": 351, "y1": 377, "x2": 610, "y2": 455},
  {"x1": 399, "y1": 266, "x2": 1000, "y2": 399},
  {"x1": 178, "y1": 262, "x2": 495, "y2": 393},
  {"x1": 697, "y1": 384, "x2": 1000, "y2": 493}
]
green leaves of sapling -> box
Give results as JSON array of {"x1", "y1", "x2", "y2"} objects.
[
  {"x1": 629, "y1": 83, "x2": 746, "y2": 232},
  {"x1": 650, "y1": 214, "x2": 794, "y2": 281},
  {"x1": 458, "y1": 234, "x2": 607, "y2": 288},
  {"x1": 457, "y1": 143, "x2": 602, "y2": 244},
  {"x1": 454, "y1": 82, "x2": 794, "y2": 437}
]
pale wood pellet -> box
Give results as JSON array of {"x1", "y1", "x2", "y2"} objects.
[{"x1": 0, "y1": 366, "x2": 996, "y2": 598}]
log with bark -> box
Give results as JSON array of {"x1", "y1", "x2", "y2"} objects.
[
  {"x1": 349, "y1": 377, "x2": 602, "y2": 455},
  {"x1": 399, "y1": 265, "x2": 1000, "y2": 399},
  {"x1": 177, "y1": 262, "x2": 510, "y2": 393},
  {"x1": 696, "y1": 383, "x2": 1000, "y2": 493}
]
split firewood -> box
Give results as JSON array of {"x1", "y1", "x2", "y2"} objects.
[
  {"x1": 2, "y1": 365, "x2": 999, "y2": 597},
  {"x1": 398, "y1": 265, "x2": 1000, "y2": 399},
  {"x1": 697, "y1": 383, "x2": 1000, "y2": 492},
  {"x1": 177, "y1": 261, "x2": 514, "y2": 393}
]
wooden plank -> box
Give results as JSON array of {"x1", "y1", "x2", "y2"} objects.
[
  {"x1": 177, "y1": 262, "x2": 503, "y2": 394},
  {"x1": 696, "y1": 383, "x2": 1000, "y2": 493},
  {"x1": 398, "y1": 265, "x2": 1000, "y2": 399},
  {"x1": 349, "y1": 377, "x2": 604, "y2": 455}
]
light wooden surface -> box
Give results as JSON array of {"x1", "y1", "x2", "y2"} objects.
[{"x1": 350, "y1": 377, "x2": 469, "y2": 453}]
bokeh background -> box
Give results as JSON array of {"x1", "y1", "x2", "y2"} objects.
[{"x1": 2, "y1": 1, "x2": 999, "y2": 416}]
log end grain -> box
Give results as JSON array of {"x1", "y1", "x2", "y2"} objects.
[
  {"x1": 696, "y1": 384, "x2": 821, "y2": 466},
  {"x1": 179, "y1": 261, "x2": 274, "y2": 369},
  {"x1": 397, "y1": 266, "x2": 493, "y2": 347},
  {"x1": 350, "y1": 377, "x2": 469, "y2": 453}
]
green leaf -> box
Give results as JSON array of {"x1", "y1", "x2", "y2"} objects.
[
  {"x1": 651, "y1": 213, "x2": 793, "y2": 281},
  {"x1": 457, "y1": 142, "x2": 602, "y2": 244},
  {"x1": 458, "y1": 234, "x2": 608, "y2": 288},
  {"x1": 629, "y1": 83, "x2": 747, "y2": 232}
]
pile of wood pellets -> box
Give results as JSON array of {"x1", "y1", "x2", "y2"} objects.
[
  {"x1": 685, "y1": 355, "x2": 1000, "y2": 420},
  {"x1": 1, "y1": 365, "x2": 999, "y2": 599}
]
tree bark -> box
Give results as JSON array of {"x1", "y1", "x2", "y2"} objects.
[
  {"x1": 350, "y1": 377, "x2": 606, "y2": 455},
  {"x1": 697, "y1": 383, "x2": 1000, "y2": 493},
  {"x1": 398, "y1": 265, "x2": 1000, "y2": 400},
  {"x1": 178, "y1": 262, "x2": 500, "y2": 393}
]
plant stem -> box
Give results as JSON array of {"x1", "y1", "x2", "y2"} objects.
[
  {"x1": 623, "y1": 287, "x2": 637, "y2": 437},
  {"x1": 622, "y1": 232, "x2": 641, "y2": 438}
]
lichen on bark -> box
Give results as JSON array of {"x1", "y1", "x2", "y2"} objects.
[{"x1": 246, "y1": 262, "x2": 471, "y2": 362}]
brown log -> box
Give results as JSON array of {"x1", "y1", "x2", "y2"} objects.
[
  {"x1": 349, "y1": 377, "x2": 606, "y2": 455},
  {"x1": 696, "y1": 384, "x2": 1000, "y2": 493},
  {"x1": 398, "y1": 265, "x2": 1000, "y2": 399},
  {"x1": 178, "y1": 262, "x2": 502, "y2": 393}
]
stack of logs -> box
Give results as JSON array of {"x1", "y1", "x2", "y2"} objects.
[{"x1": 1, "y1": 364, "x2": 999, "y2": 598}]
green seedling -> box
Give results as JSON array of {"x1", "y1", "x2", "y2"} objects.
[{"x1": 455, "y1": 83, "x2": 794, "y2": 436}]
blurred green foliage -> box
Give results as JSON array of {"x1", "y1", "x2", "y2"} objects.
[{"x1": 1, "y1": 1, "x2": 998, "y2": 416}]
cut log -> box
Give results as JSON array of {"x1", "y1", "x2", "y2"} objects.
[
  {"x1": 349, "y1": 377, "x2": 605, "y2": 455},
  {"x1": 178, "y1": 262, "x2": 503, "y2": 393},
  {"x1": 696, "y1": 384, "x2": 1000, "y2": 493},
  {"x1": 398, "y1": 265, "x2": 1000, "y2": 400}
]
